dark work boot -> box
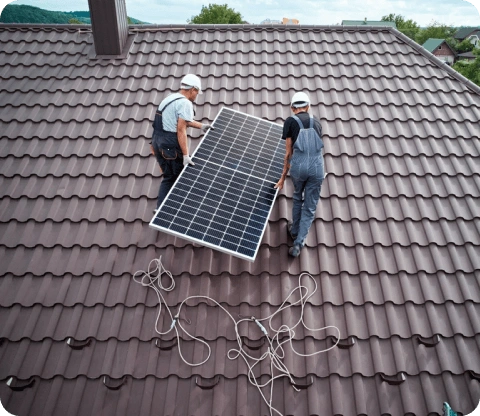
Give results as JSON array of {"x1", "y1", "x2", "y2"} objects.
[
  {"x1": 287, "y1": 221, "x2": 297, "y2": 240},
  {"x1": 288, "y1": 244, "x2": 301, "y2": 257}
]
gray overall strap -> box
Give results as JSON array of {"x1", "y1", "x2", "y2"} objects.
[
  {"x1": 292, "y1": 114, "x2": 314, "y2": 130},
  {"x1": 292, "y1": 115, "x2": 305, "y2": 130},
  {"x1": 158, "y1": 96, "x2": 184, "y2": 113}
]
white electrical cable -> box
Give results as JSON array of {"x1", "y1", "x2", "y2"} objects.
[
  {"x1": 133, "y1": 258, "x2": 340, "y2": 416},
  {"x1": 132, "y1": 255, "x2": 176, "y2": 336}
]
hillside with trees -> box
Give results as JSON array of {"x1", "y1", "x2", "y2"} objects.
[{"x1": 0, "y1": 4, "x2": 146, "y2": 25}]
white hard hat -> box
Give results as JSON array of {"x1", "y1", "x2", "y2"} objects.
[
  {"x1": 291, "y1": 92, "x2": 310, "y2": 108},
  {"x1": 180, "y1": 74, "x2": 203, "y2": 94}
]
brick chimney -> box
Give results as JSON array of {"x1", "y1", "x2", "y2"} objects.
[{"x1": 88, "y1": 0, "x2": 129, "y2": 56}]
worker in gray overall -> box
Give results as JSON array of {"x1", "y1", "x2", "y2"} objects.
[
  {"x1": 151, "y1": 74, "x2": 213, "y2": 211},
  {"x1": 275, "y1": 92, "x2": 324, "y2": 257}
]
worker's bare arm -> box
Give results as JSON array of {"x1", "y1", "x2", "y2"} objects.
[
  {"x1": 186, "y1": 120, "x2": 214, "y2": 132},
  {"x1": 274, "y1": 137, "x2": 293, "y2": 190},
  {"x1": 186, "y1": 120, "x2": 203, "y2": 129},
  {"x1": 177, "y1": 118, "x2": 189, "y2": 155}
]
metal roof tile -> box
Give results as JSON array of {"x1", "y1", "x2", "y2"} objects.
[
  {"x1": 2, "y1": 271, "x2": 478, "y2": 309},
  {"x1": 4, "y1": 217, "x2": 478, "y2": 250},
  {"x1": 1, "y1": 373, "x2": 479, "y2": 416},
  {"x1": 1, "y1": 302, "x2": 479, "y2": 342},
  {"x1": 1, "y1": 336, "x2": 479, "y2": 380},
  {"x1": 1, "y1": 24, "x2": 480, "y2": 416}
]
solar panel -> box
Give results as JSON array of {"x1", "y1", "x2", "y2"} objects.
[
  {"x1": 149, "y1": 108, "x2": 285, "y2": 261},
  {"x1": 193, "y1": 108, "x2": 285, "y2": 183}
]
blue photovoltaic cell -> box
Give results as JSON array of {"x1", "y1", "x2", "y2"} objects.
[
  {"x1": 194, "y1": 108, "x2": 285, "y2": 183},
  {"x1": 150, "y1": 108, "x2": 283, "y2": 261}
]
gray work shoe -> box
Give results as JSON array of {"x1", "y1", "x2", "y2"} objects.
[
  {"x1": 287, "y1": 221, "x2": 297, "y2": 240},
  {"x1": 289, "y1": 244, "x2": 301, "y2": 257}
]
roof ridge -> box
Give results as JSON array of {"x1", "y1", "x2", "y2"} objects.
[
  {"x1": 0, "y1": 22, "x2": 396, "y2": 31},
  {"x1": 388, "y1": 27, "x2": 480, "y2": 97}
]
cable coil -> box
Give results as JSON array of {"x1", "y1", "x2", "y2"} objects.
[{"x1": 133, "y1": 255, "x2": 341, "y2": 416}]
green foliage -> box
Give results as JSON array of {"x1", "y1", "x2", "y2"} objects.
[
  {"x1": 381, "y1": 13, "x2": 420, "y2": 40},
  {"x1": 69, "y1": 11, "x2": 90, "y2": 18},
  {"x1": 415, "y1": 21, "x2": 456, "y2": 46},
  {"x1": 188, "y1": 3, "x2": 243, "y2": 24},
  {"x1": 68, "y1": 18, "x2": 84, "y2": 25},
  {"x1": 446, "y1": 37, "x2": 458, "y2": 51},
  {"x1": 456, "y1": 39, "x2": 475, "y2": 53},
  {"x1": 453, "y1": 48, "x2": 480, "y2": 86},
  {"x1": 64, "y1": 11, "x2": 91, "y2": 24}
]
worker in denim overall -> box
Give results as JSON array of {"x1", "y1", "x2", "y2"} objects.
[
  {"x1": 151, "y1": 74, "x2": 213, "y2": 212},
  {"x1": 275, "y1": 92, "x2": 324, "y2": 257}
]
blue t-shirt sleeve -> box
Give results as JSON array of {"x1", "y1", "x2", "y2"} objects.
[{"x1": 177, "y1": 99, "x2": 194, "y2": 122}]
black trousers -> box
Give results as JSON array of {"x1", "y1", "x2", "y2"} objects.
[{"x1": 152, "y1": 131, "x2": 184, "y2": 208}]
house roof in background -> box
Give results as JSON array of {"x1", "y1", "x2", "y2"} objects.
[
  {"x1": 469, "y1": 30, "x2": 480, "y2": 39},
  {"x1": 0, "y1": 23, "x2": 480, "y2": 416},
  {"x1": 341, "y1": 20, "x2": 397, "y2": 28},
  {"x1": 454, "y1": 26, "x2": 480, "y2": 39},
  {"x1": 422, "y1": 38, "x2": 448, "y2": 53},
  {"x1": 458, "y1": 51, "x2": 477, "y2": 59}
]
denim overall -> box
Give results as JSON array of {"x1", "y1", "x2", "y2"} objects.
[
  {"x1": 289, "y1": 115, "x2": 325, "y2": 248},
  {"x1": 152, "y1": 97, "x2": 185, "y2": 209}
]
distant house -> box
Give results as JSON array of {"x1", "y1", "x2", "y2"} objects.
[
  {"x1": 454, "y1": 26, "x2": 480, "y2": 41},
  {"x1": 457, "y1": 51, "x2": 477, "y2": 62},
  {"x1": 259, "y1": 18, "x2": 281, "y2": 24},
  {"x1": 422, "y1": 38, "x2": 456, "y2": 64},
  {"x1": 466, "y1": 30, "x2": 480, "y2": 48},
  {"x1": 282, "y1": 17, "x2": 299, "y2": 25},
  {"x1": 260, "y1": 18, "x2": 299, "y2": 25},
  {"x1": 342, "y1": 18, "x2": 396, "y2": 28}
]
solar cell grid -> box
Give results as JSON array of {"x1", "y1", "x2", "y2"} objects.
[
  {"x1": 151, "y1": 158, "x2": 276, "y2": 259},
  {"x1": 193, "y1": 108, "x2": 285, "y2": 183},
  {"x1": 150, "y1": 108, "x2": 283, "y2": 261}
]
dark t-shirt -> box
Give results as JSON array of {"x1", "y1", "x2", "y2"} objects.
[{"x1": 282, "y1": 111, "x2": 322, "y2": 145}]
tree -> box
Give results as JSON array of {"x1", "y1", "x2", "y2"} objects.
[
  {"x1": 68, "y1": 18, "x2": 83, "y2": 24},
  {"x1": 0, "y1": 4, "x2": 70, "y2": 24},
  {"x1": 456, "y1": 38, "x2": 475, "y2": 53},
  {"x1": 188, "y1": 3, "x2": 243, "y2": 24},
  {"x1": 453, "y1": 48, "x2": 480, "y2": 86},
  {"x1": 381, "y1": 13, "x2": 420, "y2": 40},
  {"x1": 415, "y1": 21, "x2": 456, "y2": 46}
]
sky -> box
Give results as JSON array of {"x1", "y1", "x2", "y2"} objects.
[{"x1": 1, "y1": 0, "x2": 479, "y2": 26}]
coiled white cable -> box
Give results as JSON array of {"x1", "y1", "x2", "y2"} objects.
[
  {"x1": 132, "y1": 255, "x2": 176, "y2": 336},
  {"x1": 134, "y1": 258, "x2": 340, "y2": 416}
]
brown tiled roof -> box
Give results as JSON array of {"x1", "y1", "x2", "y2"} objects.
[{"x1": 1, "y1": 23, "x2": 480, "y2": 416}]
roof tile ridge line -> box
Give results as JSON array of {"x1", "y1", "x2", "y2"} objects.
[
  {"x1": 387, "y1": 27, "x2": 480, "y2": 97},
  {"x1": 133, "y1": 24, "x2": 348, "y2": 28},
  {"x1": 0, "y1": 22, "x2": 422, "y2": 31},
  {"x1": 130, "y1": 24, "x2": 382, "y2": 31}
]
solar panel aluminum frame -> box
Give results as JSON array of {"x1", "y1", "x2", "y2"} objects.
[{"x1": 149, "y1": 107, "x2": 283, "y2": 262}]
